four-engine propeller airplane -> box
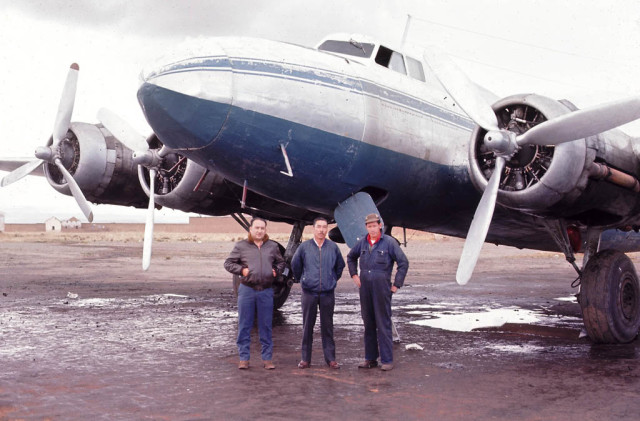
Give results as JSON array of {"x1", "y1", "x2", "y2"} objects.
[{"x1": 2, "y1": 33, "x2": 640, "y2": 344}]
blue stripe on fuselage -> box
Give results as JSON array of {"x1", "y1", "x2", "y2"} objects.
[
  {"x1": 139, "y1": 83, "x2": 480, "y2": 232},
  {"x1": 143, "y1": 56, "x2": 474, "y2": 134}
]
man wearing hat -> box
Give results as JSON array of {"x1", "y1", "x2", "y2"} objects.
[{"x1": 347, "y1": 213, "x2": 409, "y2": 371}]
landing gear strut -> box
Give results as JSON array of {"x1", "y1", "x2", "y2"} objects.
[
  {"x1": 544, "y1": 220, "x2": 640, "y2": 343},
  {"x1": 272, "y1": 221, "x2": 305, "y2": 309}
]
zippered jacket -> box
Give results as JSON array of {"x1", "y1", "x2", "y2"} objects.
[
  {"x1": 224, "y1": 236, "x2": 285, "y2": 290},
  {"x1": 291, "y1": 239, "x2": 345, "y2": 294}
]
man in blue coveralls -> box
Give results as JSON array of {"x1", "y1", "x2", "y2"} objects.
[{"x1": 347, "y1": 213, "x2": 409, "y2": 371}]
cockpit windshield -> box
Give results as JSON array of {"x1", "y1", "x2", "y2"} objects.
[{"x1": 317, "y1": 40, "x2": 375, "y2": 58}]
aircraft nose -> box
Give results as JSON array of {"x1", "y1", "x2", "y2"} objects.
[{"x1": 137, "y1": 41, "x2": 233, "y2": 151}]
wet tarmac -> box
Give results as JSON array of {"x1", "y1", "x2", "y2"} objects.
[{"x1": 1, "y1": 238, "x2": 639, "y2": 420}]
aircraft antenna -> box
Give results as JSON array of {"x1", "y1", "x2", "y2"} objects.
[{"x1": 401, "y1": 14, "x2": 412, "y2": 50}]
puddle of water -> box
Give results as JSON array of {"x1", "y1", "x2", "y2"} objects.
[
  {"x1": 554, "y1": 295, "x2": 577, "y2": 302},
  {"x1": 485, "y1": 344, "x2": 547, "y2": 354},
  {"x1": 409, "y1": 307, "x2": 540, "y2": 332},
  {"x1": 64, "y1": 294, "x2": 195, "y2": 308},
  {"x1": 0, "y1": 293, "x2": 239, "y2": 362}
]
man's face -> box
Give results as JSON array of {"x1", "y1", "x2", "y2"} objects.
[
  {"x1": 250, "y1": 220, "x2": 267, "y2": 241},
  {"x1": 366, "y1": 221, "x2": 382, "y2": 239},
  {"x1": 313, "y1": 220, "x2": 328, "y2": 242}
]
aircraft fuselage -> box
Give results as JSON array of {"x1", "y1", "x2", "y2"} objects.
[{"x1": 137, "y1": 36, "x2": 483, "y2": 236}]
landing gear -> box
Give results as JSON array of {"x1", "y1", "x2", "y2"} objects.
[
  {"x1": 544, "y1": 220, "x2": 640, "y2": 343},
  {"x1": 578, "y1": 249, "x2": 640, "y2": 343},
  {"x1": 273, "y1": 221, "x2": 305, "y2": 309}
]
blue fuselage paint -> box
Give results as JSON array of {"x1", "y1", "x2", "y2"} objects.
[{"x1": 138, "y1": 81, "x2": 480, "y2": 236}]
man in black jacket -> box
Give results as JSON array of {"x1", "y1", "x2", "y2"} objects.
[
  {"x1": 291, "y1": 217, "x2": 345, "y2": 369},
  {"x1": 347, "y1": 213, "x2": 408, "y2": 371},
  {"x1": 224, "y1": 217, "x2": 285, "y2": 370}
]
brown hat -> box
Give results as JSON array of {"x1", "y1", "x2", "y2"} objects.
[{"x1": 364, "y1": 213, "x2": 381, "y2": 224}]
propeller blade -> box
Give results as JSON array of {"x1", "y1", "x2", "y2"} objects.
[
  {"x1": 54, "y1": 158, "x2": 93, "y2": 222},
  {"x1": 423, "y1": 47, "x2": 500, "y2": 131},
  {"x1": 517, "y1": 96, "x2": 640, "y2": 146},
  {"x1": 142, "y1": 169, "x2": 156, "y2": 271},
  {"x1": 456, "y1": 156, "x2": 506, "y2": 285},
  {"x1": 97, "y1": 108, "x2": 149, "y2": 152},
  {"x1": 52, "y1": 63, "x2": 79, "y2": 148},
  {"x1": 1, "y1": 159, "x2": 44, "y2": 187}
]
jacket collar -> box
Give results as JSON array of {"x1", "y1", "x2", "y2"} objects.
[{"x1": 248, "y1": 233, "x2": 269, "y2": 244}]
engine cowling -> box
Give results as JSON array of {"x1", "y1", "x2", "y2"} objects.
[
  {"x1": 136, "y1": 148, "x2": 240, "y2": 215},
  {"x1": 469, "y1": 94, "x2": 593, "y2": 216},
  {"x1": 43, "y1": 122, "x2": 149, "y2": 208}
]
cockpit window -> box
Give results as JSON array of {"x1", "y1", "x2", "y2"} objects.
[
  {"x1": 318, "y1": 40, "x2": 375, "y2": 58},
  {"x1": 406, "y1": 56, "x2": 426, "y2": 82},
  {"x1": 375, "y1": 46, "x2": 406, "y2": 75}
]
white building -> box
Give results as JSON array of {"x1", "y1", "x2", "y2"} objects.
[
  {"x1": 62, "y1": 217, "x2": 81, "y2": 229},
  {"x1": 45, "y1": 217, "x2": 62, "y2": 233}
]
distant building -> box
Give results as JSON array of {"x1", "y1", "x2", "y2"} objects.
[
  {"x1": 0, "y1": 212, "x2": 4, "y2": 232},
  {"x1": 45, "y1": 217, "x2": 62, "y2": 233},
  {"x1": 62, "y1": 217, "x2": 81, "y2": 229}
]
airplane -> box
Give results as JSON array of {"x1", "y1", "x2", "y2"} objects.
[{"x1": 2, "y1": 32, "x2": 640, "y2": 344}]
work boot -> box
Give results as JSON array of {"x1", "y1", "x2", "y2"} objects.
[
  {"x1": 238, "y1": 360, "x2": 249, "y2": 370},
  {"x1": 263, "y1": 360, "x2": 275, "y2": 370},
  {"x1": 328, "y1": 361, "x2": 340, "y2": 369},
  {"x1": 357, "y1": 360, "x2": 378, "y2": 369},
  {"x1": 380, "y1": 363, "x2": 394, "y2": 371}
]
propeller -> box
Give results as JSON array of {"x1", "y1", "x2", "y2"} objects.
[
  {"x1": 97, "y1": 108, "x2": 149, "y2": 152},
  {"x1": 1, "y1": 63, "x2": 93, "y2": 222},
  {"x1": 142, "y1": 169, "x2": 156, "y2": 271},
  {"x1": 97, "y1": 108, "x2": 164, "y2": 271},
  {"x1": 423, "y1": 47, "x2": 640, "y2": 285}
]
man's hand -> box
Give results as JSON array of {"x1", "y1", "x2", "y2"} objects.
[
  {"x1": 241, "y1": 268, "x2": 249, "y2": 277},
  {"x1": 390, "y1": 285, "x2": 398, "y2": 294},
  {"x1": 272, "y1": 269, "x2": 277, "y2": 277},
  {"x1": 352, "y1": 275, "x2": 361, "y2": 288}
]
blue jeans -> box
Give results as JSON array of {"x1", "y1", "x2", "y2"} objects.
[{"x1": 237, "y1": 284, "x2": 273, "y2": 361}]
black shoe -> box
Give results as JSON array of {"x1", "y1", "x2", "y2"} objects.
[{"x1": 357, "y1": 360, "x2": 378, "y2": 369}]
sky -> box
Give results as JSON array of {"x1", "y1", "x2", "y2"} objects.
[{"x1": 1, "y1": 0, "x2": 639, "y2": 223}]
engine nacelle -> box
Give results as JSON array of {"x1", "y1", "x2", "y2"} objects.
[
  {"x1": 43, "y1": 122, "x2": 149, "y2": 208},
  {"x1": 137, "y1": 153, "x2": 240, "y2": 215},
  {"x1": 469, "y1": 94, "x2": 592, "y2": 216}
]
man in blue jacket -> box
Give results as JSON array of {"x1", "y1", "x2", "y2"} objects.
[
  {"x1": 291, "y1": 217, "x2": 345, "y2": 369},
  {"x1": 347, "y1": 213, "x2": 409, "y2": 371}
]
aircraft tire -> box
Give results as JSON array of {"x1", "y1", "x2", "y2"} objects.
[
  {"x1": 272, "y1": 282, "x2": 291, "y2": 310},
  {"x1": 579, "y1": 249, "x2": 640, "y2": 343}
]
